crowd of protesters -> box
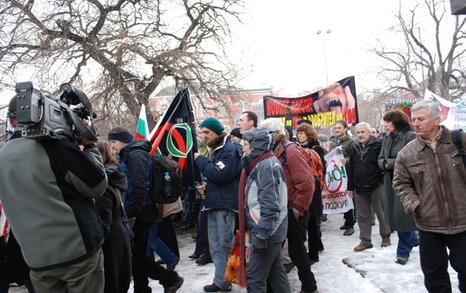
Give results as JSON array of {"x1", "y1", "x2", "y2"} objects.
[{"x1": 0, "y1": 98, "x2": 465, "y2": 293}]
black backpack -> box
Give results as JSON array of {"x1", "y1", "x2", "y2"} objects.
[{"x1": 150, "y1": 154, "x2": 184, "y2": 204}]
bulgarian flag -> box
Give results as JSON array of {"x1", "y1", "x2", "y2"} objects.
[{"x1": 134, "y1": 104, "x2": 150, "y2": 140}]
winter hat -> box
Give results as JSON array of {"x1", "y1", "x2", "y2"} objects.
[
  {"x1": 200, "y1": 117, "x2": 225, "y2": 135},
  {"x1": 230, "y1": 127, "x2": 243, "y2": 139},
  {"x1": 108, "y1": 130, "x2": 133, "y2": 143}
]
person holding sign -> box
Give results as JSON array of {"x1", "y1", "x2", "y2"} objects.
[{"x1": 329, "y1": 120, "x2": 356, "y2": 236}]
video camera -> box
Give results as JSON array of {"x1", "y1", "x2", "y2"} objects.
[{"x1": 14, "y1": 81, "x2": 98, "y2": 141}]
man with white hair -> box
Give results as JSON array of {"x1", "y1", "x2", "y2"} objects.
[
  {"x1": 393, "y1": 100, "x2": 466, "y2": 293},
  {"x1": 260, "y1": 118, "x2": 319, "y2": 293},
  {"x1": 349, "y1": 122, "x2": 390, "y2": 252}
]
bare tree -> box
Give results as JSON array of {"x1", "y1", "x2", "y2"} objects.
[
  {"x1": 0, "y1": 0, "x2": 243, "y2": 128},
  {"x1": 372, "y1": 0, "x2": 466, "y2": 100}
]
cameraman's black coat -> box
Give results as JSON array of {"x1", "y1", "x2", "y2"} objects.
[
  {"x1": 348, "y1": 137, "x2": 384, "y2": 194},
  {"x1": 0, "y1": 138, "x2": 108, "y2": 270}
]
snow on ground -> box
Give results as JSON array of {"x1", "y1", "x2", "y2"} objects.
[
  {"x1": 10, "y1": 214, "x2": 461, "y2": 292},
  {"x1": 136, "y1": 213, "x2": 460, "y2": 293}
]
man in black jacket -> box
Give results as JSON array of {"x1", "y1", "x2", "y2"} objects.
[
  {"x1": 109, "y1": 126, "x2": 183, "y2": 293},
  {"x1": 349, "y1": 122, "x2": 391, "y2": 252}
]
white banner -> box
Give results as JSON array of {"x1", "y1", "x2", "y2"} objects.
[
  {"x1": 424, "y1": 90, "x2": 466, "y2": 131},
  {"x1": 322, "y1": 146, "x2": 354, "y2": 214}
]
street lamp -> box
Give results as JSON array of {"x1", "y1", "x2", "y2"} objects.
[{"x1": 316, "y1": 29, "x2": 332, "y2": 86}]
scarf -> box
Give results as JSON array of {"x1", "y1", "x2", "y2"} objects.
[{"x1": 238, "y1": 150, "x2": 274, "y2": 287}]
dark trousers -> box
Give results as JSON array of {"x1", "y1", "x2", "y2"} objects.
[
  {"x1": 132, "y1": 220, "x2": 178, "y2": 293},
  {"x1": 287, "y1": 210, "x2": 317, "y2": 292},
  {"x1": 158, "y1": 217, "x2": 180, "y2": 258},
  {"x1": 343, "y1": 198, "x2": 356, "y2": 228},
  {"x1": 248, "y1": 241, "x2": 290, "y2": 293},
  {"x1": 307, "y1": 216, "x2": 322, "y2": 261},
  {"x1": 419, "y1": 230, "x2": 466, "y2": 293},
  {"x1": 194, "y1": 205, "x2": 210, "y2": 256}
]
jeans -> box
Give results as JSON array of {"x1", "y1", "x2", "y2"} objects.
[
  {"x1": 146, "y1": 223, "x2": 178, "y2": 266},
  {"x1": 419, "y1": 230, "x2": 466, "y2": 293},
  {"x1": 397, "y1": 231, "x2": 418, "y2": 258},
  {"x1": 247, "y1": 241, "x2": 291, "y2": 293},
  {"x1": 207, "y1": 209, "x2": 236, "y2": 289}
]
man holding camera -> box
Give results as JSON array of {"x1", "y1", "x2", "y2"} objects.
[{"x1": 0, "y1": 99, "x2": 108, "y2": 293}]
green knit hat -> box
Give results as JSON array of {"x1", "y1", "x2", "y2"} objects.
[{"x1": 200, "y1": 117, "x2": 225, "y2": 135}]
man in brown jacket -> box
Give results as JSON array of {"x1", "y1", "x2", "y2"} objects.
[
  {"x1": 393, "y1": 100, "x2": 466, "y2": 293},
  {"x1": 261, "y1": 118, "x2": 319, "y2": 293}
]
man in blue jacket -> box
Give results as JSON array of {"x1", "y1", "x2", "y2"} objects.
[
  {"x1": 109, "y1": 127, "x2": 183, "y2": 293},
  {"x1": 194, "y1": 118, "x2": 243, "y2": 292}
]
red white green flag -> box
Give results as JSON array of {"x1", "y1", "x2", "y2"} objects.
[{"x1": 134, "y1": 104, "x2": 150, "y2": 141}]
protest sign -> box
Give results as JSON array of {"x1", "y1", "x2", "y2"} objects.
[{"x1": 322, "y1": 146, "x2": 354, "y2": 214}]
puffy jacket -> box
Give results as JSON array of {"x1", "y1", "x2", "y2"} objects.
[
  {"x1": 243, "y1": 128, "x2": 288, "y2": 243},
  {"x1": 274, "y1": 139, "x2": 315, "y2": 215},
  {"x1": 119, "y1": 140, "x2": 152, "y2": 220},
  {"x1": 0, "y1": 138, "x2": 107, "y2": 270},
  {"x1": 349, "y1": 137, "x2": 383, "y2": 194},
  {"x1": 393, "y1": 127, "x2": 466, "y2": 235},
  {"x1": 195, "y1": 135, "x2": 243, "y2": 210}
]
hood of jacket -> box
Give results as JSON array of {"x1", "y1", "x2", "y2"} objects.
[
  {"x1": 243, "y1": 128, "x2": 274, "y2": 158},
  {"x1": 106, "y1": 164, "x2": 127, "y2": 193},
  {"x1": 120, "y1": 140, "x2": 151, "y2": 157}
]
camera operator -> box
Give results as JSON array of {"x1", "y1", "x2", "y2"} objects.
[{"x1": 0, "y1": 94, "x2": 108, "y2": 293}]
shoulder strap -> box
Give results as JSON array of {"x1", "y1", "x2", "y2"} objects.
[{"x1": 451, "y1": 129, "x2": 466, "y2": 167}]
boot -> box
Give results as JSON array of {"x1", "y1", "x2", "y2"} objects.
[
  {"x1": 353, "y1": 240, "x2": 373, "y2": 252},
  {"x1": 196, "y1": 253, "x2": 213, "y2": 266},
  {"x1": 395, "y1": 256, "x2": 408, "y2": 265},
  {"x1": 203, "y1": 283, "x2": 232, "y2": 292},
  {"x1": 165, "y1": 276, "x2": 184, "y2": 293},
  {"x1": 343, "y1": 227, "x2": 354, "y2": 236},
  {"x1": 381, "y1": 236, "x2": 391, "y2": 247}
]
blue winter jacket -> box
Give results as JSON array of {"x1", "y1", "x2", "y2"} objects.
[{"x1": 195, "y1": 135, "x2": 243, "y2": 210}]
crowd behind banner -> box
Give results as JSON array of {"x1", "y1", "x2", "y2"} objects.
[{"x1": 0, "y1": 87, "x2": 465, "y2": 293}]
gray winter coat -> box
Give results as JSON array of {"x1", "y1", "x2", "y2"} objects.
[
  {"x1": 243, "y1": 129, "x2": 288, "y2": 244},
  {"x1": 378, "y1": 130, "x2": 417, "y2": 232}
]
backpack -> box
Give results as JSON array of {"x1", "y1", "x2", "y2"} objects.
[
  {"x1": 150, "y1": 154, "x2": 185, "y2": 204},
  {"x1": 283, "y1": 142, "x2": 325, "y2": 189}
]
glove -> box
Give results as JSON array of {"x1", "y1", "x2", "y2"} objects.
[{"x1": 252, "y1": 234, "x2": 267, "y2": 250}]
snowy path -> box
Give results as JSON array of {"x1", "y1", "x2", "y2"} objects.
[
  {"x1": 11, "y1": 214, "x2": 460, "y2": 292},
  {"x1": 137, "y1": 213, "x2": 460, "y2": 293}
]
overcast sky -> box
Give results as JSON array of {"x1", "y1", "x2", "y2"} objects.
[
  {"x1": 230, "y1": 0, "x2": 407, "y2": 95},
  {"x1": 1, "y1": 0, "x2": 455, "y2": 106}
]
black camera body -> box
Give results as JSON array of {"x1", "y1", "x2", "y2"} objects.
[{"x1": 15, "y1": 82, "x2": 98, "y2": 141}]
